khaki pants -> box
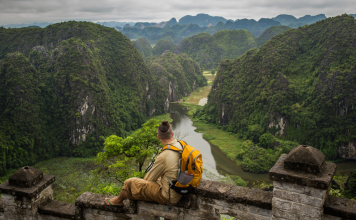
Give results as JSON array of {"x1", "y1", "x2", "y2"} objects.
[{"x1": 122, "y1": 178, "x2": 169, "y2": 205}]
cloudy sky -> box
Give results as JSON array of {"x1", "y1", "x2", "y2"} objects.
[{"x1": 0, "y1": 0, "x2": 355, "y2": 25}]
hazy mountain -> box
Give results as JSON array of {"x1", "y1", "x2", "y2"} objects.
[
  {"x1": 96, "y1": 21, "x2": 135, "y2": 28},
  {"x1": 179, "y1": 13, "x2": 227, "y2": 27},
  {"x1": 272, "y1": 14, "x2": 327, "y2": 26},
  {"x1": 1, "y1": 22, "x2": 53, "y2": 28}
]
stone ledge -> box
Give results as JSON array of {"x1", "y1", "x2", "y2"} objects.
[
  {"x1": 268, "y1": 154, "x2": 336, "y2": 190},
  {"x1": 0, "y1": 175, "x2": 55, "y2": 198},
  {"x1": 324, "y1": 195, "x2": 356, "y2": 219},
  {"x1": 38, "y1": 199, "x2": 75, "y2": 219},
  {"x1": 197, "y1": 180, "x2": 273, "y2": 210},
  {"x1": 0, "y1": 198, "x2": 3, "y2": 212},
  {"x1": 75, "y1": 192, "x2": 136, "y2": 214},
  {"x1": 273, "y1": 181, "x2": 327, "y2": 199}
]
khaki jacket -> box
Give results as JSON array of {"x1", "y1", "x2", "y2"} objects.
[{"x1": 144, "y1": 139, "x2": 183, "y2": 204}]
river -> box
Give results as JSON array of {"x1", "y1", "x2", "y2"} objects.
[{"x1": 169, "y1": 74, "x2": 356, "y2": 183}]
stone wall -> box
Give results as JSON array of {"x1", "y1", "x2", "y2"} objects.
[{"x1": 1, "y1": 145, "x2": 356, "y2": 220}]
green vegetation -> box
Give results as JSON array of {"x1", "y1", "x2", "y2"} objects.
[
  {"x1": 152, "y1": 39, "x2": 177, "y2": 56},
  {"x1": 272, "y1": 14, "x2": 326, "y2": 26},
  {"x1": 0, "y1": 21, "x2": 196, "y2": 176},
  {"x1": 186, "y1": 100, "x2": 298, "y2": 173},
  {"x1": 148, "y1": 52, "x2": 207, "y2": 102},
  {"x1": 133, "y1": 38, "x2": 152, "y2": 59},
  {"x1": 91, "y1": 119, "x2": 162, "y2": 196},
  {"x1": 0, "y1": 157, "x2": 100, "y2": 203},
  {"x1": 331, "y1": 171, "x2": 356, "y2": 200},
  {"x1": 175, "y1": 30, "x2": 256, "y2": 69},
  {"x1": 195, "y1": 14, "x2": 356, "y2": 171},
  {"x1": 121, "y1": 17, "x2": 283, "y2": 44},
  {"x1": 134, "y1": 29, "x2": 292, "y2": 71},
  {"x1": 236, "y1": 139, "x2": 298, "y2": 173},
  {"x1": 256, "y1": 25, "x2": 292, "y2": 47}
]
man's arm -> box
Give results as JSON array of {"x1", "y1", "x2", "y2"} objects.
[{"x1": 144, "y1": 152, "x2": 167, "y2": 181}]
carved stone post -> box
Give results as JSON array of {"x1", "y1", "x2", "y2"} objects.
[
  {"x1": 268, "y1": 145, "x2": 337, "y2": 220},
  {"x1": 0, "y1": 166, "x2": 55, "y2": 220}
]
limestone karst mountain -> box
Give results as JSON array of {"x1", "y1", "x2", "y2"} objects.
[
  {"x1": 175, "y1": 29, "x2": 256, "y2": 69},
  {"x1": 148, "y1": 52, "x2": 207, "y2": 108},
  {"x1": 195, "y1": 15, "x2": 356, "y2": 161},
  {"x1": 272, "y1": 14, "x2": 327, "y2": 26},
  {"x1": 120, "y1": 13, "x2": 328, "y2": 44},
  {"x1": 0, "y1": 21, "x2": 209, "y2": 176},
  {"x1": 133, "y1": 38, "x2": 152, "y2": 59},
  {"x1": 152, "y1": 40, "x2": 177, "y2": 56},
  {"x1": 178, "y1": 13, "x2": 227, "y2": 27},
  {"x1": 255, "y1": 25, "x2": 292, "y2": 48}
]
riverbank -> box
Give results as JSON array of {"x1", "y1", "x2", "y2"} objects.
[
  {"x1": 177, "y1": 74, "x2": 356, "y2": 189},
  {"x1": 180, "y1": 73, "x2": 245, "y2": 168}
]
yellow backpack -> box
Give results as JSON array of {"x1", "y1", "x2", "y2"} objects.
[{"x1": 163, "y1": 140, "x2": 203, "y2": 202}]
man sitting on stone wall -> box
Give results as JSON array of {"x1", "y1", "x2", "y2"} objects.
[{"x1": 105, "y1": 121, "x2": 182, "y2": 207}]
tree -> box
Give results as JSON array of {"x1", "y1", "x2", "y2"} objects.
[
  {"x1": 94, "y1": 119, "x2": 163, "y2": 189},
  {"x1": 259, "y1": 133, "x2": 275, "y2": 149}
]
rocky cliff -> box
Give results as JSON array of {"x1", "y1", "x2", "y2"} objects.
[
  {"x1": 0, "y1": 21, "x2": 167, "y2": 175},
  {"x1": 196, "y1": 15, "x2": 356, "y2": 160},
  {"x1": 148, "y1": 52, "x2": 207, "y2": 107}
]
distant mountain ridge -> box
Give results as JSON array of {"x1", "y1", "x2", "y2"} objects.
[
  {"x1": 133, "y1": 25, "x2": 298, "y2": 70},
  {"x1": 1, "y1": 13, "x2": 333, "y2": 30},
  {"x1": 121, "y1": 17, "x2": 283, "y2": 44},
  {"x1": 179, "y1": 13, "x2": 227, "y2": 27},
  {"x1": 272, "y1": 14, "x2": 327, "y2": 27}
]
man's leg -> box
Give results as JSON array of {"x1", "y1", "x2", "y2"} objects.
[{"x1": 105, "y1": 188, "x2": 126, "y2": 206}]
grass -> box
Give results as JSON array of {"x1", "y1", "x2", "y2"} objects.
[
  {"x1": 333, "y1": 173, "x2": 350, "y2": 189},
  {"x1": 181, "y1": 74, "x2": 215, "y2": 105},
  {"x1": 194, "y1": 120, "x2": 244, "y2": 163},
  {"x1": 149, "y1": 113, "x2": 172, "y2": 122},
  {"x1": 0, "y1": 157, "x2": 100, "y2": 203}
]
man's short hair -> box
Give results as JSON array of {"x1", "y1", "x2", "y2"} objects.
[{"x1": 158, "y1": 121, "x2": 173, "y2": 140}]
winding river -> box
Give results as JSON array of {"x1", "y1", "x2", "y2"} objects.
[{"x1": 169, "y1": 74, "x2": 356, "y2": 183}]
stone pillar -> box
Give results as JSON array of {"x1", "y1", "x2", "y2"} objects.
[
  {"x1": 0, "y1": 166, "x2": 55, "y2": 220},
  {"x1": 268, "y1": 145, "x2": 337, "y2": 220}
]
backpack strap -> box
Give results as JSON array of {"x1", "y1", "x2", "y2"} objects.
[
  {"x1": 178, "y1": 140, "x2": 187, "y2": 148},
  {"x1": 162, "y1": 144, "x2": 182, "y2": 152},
  {"x1": 166, "y1": 176, "x2": 173, "y2": 210}
]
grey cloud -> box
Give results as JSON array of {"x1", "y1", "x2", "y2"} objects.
[
  {"x1": 80, "y1": 6, "x2": 114, "y2": 13},
  {"x1": 0, "y1": 0, "x2": 355, "y2": 25}
]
